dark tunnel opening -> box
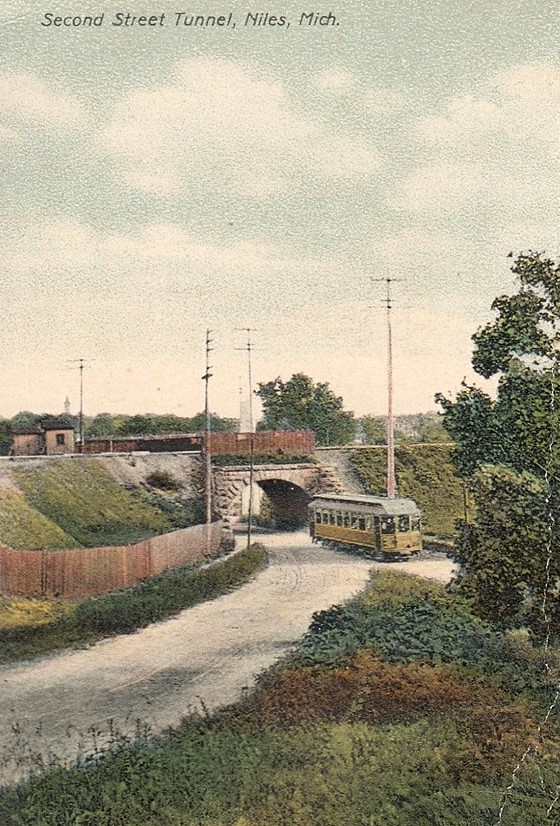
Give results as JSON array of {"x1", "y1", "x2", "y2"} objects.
[{"x1": 256, "y1": 479, "x2": 311, "y2": 530}]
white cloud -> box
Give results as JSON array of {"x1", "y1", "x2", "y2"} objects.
[
  {"x1": 310, "y1": 68, "x2": 407, "y2": 121},
  {"x1": 99, "y1": 58, "x2": 382, "y2": 196},
  {"x1": 0, "y1": 218, "x2": 341, "y2": 332},
  {"x1": 493, "y1": 63, "x2": 560, "y2": 152},
  {"x1": 0, "y1": 123, "x2": 18, "y2": 142},
  {"x1": 388, "y1": 162, "x2": 487, "y2": 214},
  {"x1": 310, "y1": 68, "x2": 356, "y2": 93},
  {"x1": 417, "y1": 64, "x2": 560, "y2": 155},
  {"x1": 417, "y1": 95, "x2": 503, "y2": 145},
  {"x1": 390, "y1": 61, "x2": 560, "y2": 226},
  {"x1": 0, "y1": 72, "x2": 88, "y2": 131}
]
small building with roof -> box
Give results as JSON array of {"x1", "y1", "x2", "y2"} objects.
[{"x1": 11, "y1": 417, "x2": 76, "y2": 456}]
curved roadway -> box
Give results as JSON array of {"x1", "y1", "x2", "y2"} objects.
[{"x1": 0, "y1": 530, "x2": 454, "y2": 786}]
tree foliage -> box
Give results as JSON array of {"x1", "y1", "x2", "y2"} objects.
[
  {"x1": 437, "y1": 252, "x2": 560, "y2": 636},
  {"x1": 85, "y1": 411, "x2": 235, "y2": 438},
  {"x1": 256, "y1": 373, "x2": 355, "y2": 446},
  {"x1": 358, "y1": 414, "x2": 387, "y2": 444}
]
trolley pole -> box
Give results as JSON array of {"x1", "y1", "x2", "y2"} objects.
[
  {"x1": 385, "y1": 279, "x2": 396, "y2": 499},
  {"x1": 236, "y1": 329, "x2": 256, "y2": 549},
  {"x1": 372, "y1": 278, "x2": 399, "y2": 499},
  {"x1": 68, "y1": 358, "x2": 86, "y2": 453},
  {"x1": 202, "y1": 330, "x2": 213, "y2": 529}
]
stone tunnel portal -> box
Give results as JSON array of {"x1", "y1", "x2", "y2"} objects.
[{"x1": 256, "y1": 479, "x2": 311, "y2": 529}]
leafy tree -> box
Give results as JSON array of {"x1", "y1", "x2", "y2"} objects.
[
  {"x1": 10, "y1": 411, "x2": 42, "y2": 430},
  {"x1": 85, "y1": 413, "x2": 115, "y2": 438},
  {"x1": 437, "y1": 252, "x2": 560, "y2": 636},
  {"x1": 0, "y1": 418, "x2": 11, "y2": 443},
  {"x1": 116, "y1": 414, "x2": 157, "y2": 436},
  {"x1": 85, "y1": 412, "x2": 236, "y2": 438},
  {"x1": 256, "y1": 373, "x2": 355, "y2": 446},
  {"x1": 187, "y1": 412, "x2": 236, "y2": 433},
  {"x1": 359, "y1": 415, "x2": 387, "y2": 444},
  {"x1": 415, "y1": 413, "x2": 450, "y2": 443}
]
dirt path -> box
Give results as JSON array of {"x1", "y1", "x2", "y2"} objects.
[{"x1": 0, "y1": 531, "x2": 455, "y2": 786}]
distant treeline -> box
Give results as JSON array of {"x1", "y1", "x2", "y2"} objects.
[
  {"x1": 0, "y1": 410, "x2": 448, "y2": 445},
  {"x1": 0, "y1": 411, "x2": 238, "y2": 445}
]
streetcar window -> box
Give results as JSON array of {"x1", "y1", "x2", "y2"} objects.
[
  {"x1": 365, "y1": 516, "x2": 372, "y2": 531},
  {"x1": 411, "y1": 516, "x2": 421, "y2": 531},
  {"x1": 315, "y1": 511, "x2": 322, "y2": 524},
  {"x1": 358, "y1": 516, "x2": 366, "y2": 531},
  {"x1": 343, "y1": 513, "x2": 350, "y2": 527},
  {"x1": 336, "y1": 512, "x2": 343, "y2": 526},
  {"x1": 329, "y1": 512, "x2": 336, "y2": 525},
  {"x1": 398, "y1": 516, "x2": 410, "y2": 532},
  {"x1": 381, "y1": 517, "x2": 395, "y2": 534},
  {"x1": 350, "y1": 512, "x2": 359, "y2": 528}
]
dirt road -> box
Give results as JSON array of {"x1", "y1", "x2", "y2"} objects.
[{"x1": 0, "y1": 531, "x2": 455, "y2": 786}]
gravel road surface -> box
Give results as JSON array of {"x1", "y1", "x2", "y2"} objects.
[{"x1": 0, "y1": 530, "x2": 455, "y2": 785}]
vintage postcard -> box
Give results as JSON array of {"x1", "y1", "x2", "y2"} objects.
[{"x1": 0, "y1": 1, "x2": 558, "y2": 823}]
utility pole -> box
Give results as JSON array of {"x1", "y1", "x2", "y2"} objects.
[
  {"x1": 236, "y1": 328, "x2": 256, "y2": 549},
  {"x1": 372, "y1": 278, "x2": 399, "y2": 499},
  {"x1": 68, "y1": 358, "x2": 86, "y2": 453},
  {"x1": 202, "y1": 330, "x2": 213, "y2": 527}
]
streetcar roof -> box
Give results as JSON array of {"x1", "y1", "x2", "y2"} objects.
[{"x1": 308, "y1": 493, "x2": 420, "y2": 516}]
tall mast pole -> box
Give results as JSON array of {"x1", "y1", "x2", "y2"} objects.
[
  {"x1": 385, "y1": 279, "x2": 396, "y2": 499},
  {"x1": 202, "y1": 330, "x2": 213, "y2": 527},
  {"x1": 246, "y1": 329, "x2": 255, "y2": 550},
  {"x1": 236, "y1": 328, "x2": 255, "y2": 549},
  {"x1": 68, "y1": 358, "x2": 86, "y2": 453},
  {"x1": 79, "y1": 358, "x2": 84, "y2": 454},
  {"x1": 372, "y1": 277, "x2": 398, "y2": 498}
]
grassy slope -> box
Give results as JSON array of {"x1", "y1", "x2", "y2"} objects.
[
  {"x1": 12, "y1": 460, "x2": 170, "y2": 547},
  {"x1": 0, "y1": 490, "x2": 77, "y2": 549},
  {"x1": 350, "y1": 444, "x2": 465, "y2": 538}
]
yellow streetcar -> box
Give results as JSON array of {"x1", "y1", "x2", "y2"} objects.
[{"x1": 309, "y1": 493, "x2": 422, "y2": 559}]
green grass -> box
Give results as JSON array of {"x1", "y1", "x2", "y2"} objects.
[
  {"x1": 2, "y1": 568, "x2": 559, "y2": 824},
  {"x1": 351, "y1": 444, "x2": 466, "y2": 538},
  {"x1": 0, "y1": 544, "x2": 268, "y2": 664},
  {"x1": 0, "y1": 596, "x2": 73, "y2": 628},
  {"x1": 0, "y1": 489, "x2": 77, "y2": 549},
  {"x1": 12, "y1": 460, "x2": 171, "y2": 547},
  {"x1": 0, "y1": 703, "x2": 555, "y2": 825}
]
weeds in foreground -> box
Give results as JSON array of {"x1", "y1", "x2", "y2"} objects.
[{"x1": 2, "y1": 568, "x2": 559, "y2": 825}]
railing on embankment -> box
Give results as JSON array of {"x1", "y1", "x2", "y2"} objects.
[{"x1": 0, "y1": 521, "x2": 224, "y2": 599}]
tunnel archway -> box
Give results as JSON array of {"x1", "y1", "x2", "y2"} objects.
[
  {"x1": 256, "y1": 479, "x2": 311, "y2": 529},
  {"x1": 211, "y1": 461, "x2": 340, "y2": 526}
]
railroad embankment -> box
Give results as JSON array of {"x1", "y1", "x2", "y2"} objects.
[
  {"x1": 319, "y1": 444, "x2": 464, "y2": 538},
  {"x1": 0, "y1": 453, "x2": 202, "y2": 550}
]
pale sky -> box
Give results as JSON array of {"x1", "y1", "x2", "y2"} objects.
[{"x1": 1, "y1": 1, "x2": 559, "y2": 419}]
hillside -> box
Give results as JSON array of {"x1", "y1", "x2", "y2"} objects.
[
  {"x1": 348, "y1": 444, "x2": 465, "y2": 538},
  {"x1": 0, "y1": 456, "x2": 203, "y2": 550}
]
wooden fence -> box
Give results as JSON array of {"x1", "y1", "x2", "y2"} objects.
[
  {"x1": 82, "y1": 430, "x2": 315, "y2": 456},
  {"x1": 0, "y1": 521, "x2": 224, "y2": 599}
]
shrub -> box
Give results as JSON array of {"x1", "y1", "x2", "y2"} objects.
[
  {"x1": 2, "y1": 717, "x2": 552, "y2": 826},
  {"x1": 145, "y1": 470, "x2": 181, "y2": 491},
  {"x1": 296, "y1": 597, "x2": 493, "y2": 667},
  {"x1": 73, "y1": 544, "x2": 267, "y2": 635},
  {"x1": 246, "y1": 650, "x2": 543, "y2": 782}
]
